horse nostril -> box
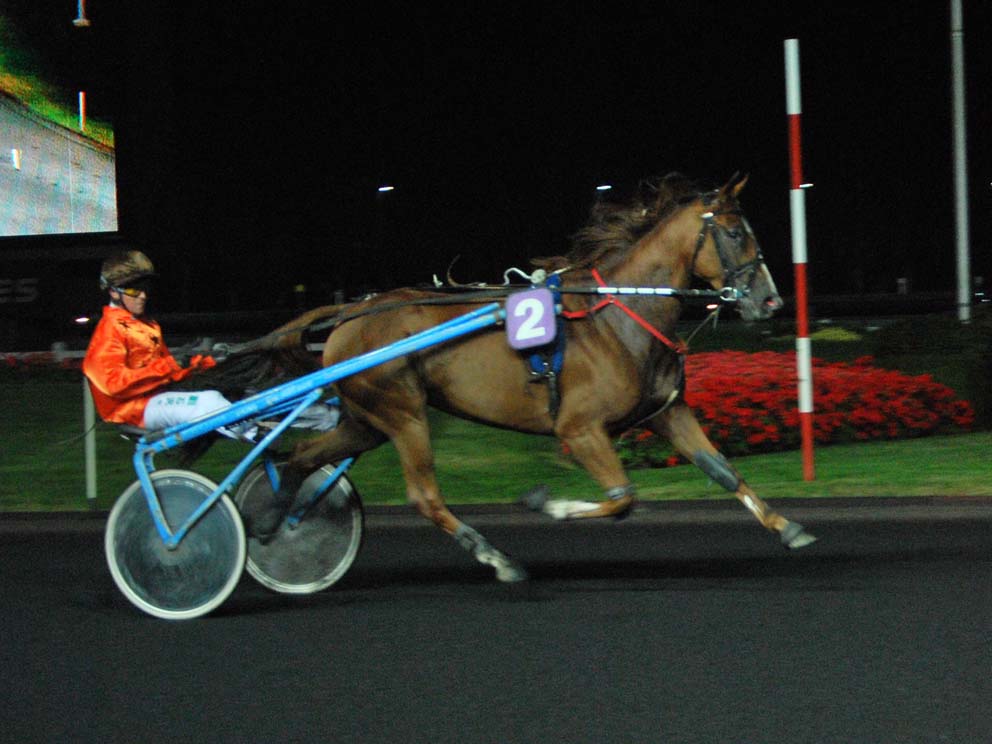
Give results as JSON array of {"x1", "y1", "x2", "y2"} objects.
[{"x1": 764, "y1": 295, "x2": 783, "y2": 311}]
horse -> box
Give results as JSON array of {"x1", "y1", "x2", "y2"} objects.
[{"x1": 203, "y1": 172, "x2": 816, "y2": 582}]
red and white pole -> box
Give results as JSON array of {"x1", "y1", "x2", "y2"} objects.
[{"x1": 785, "y1": 38, "x2": 815, "y2": 481}]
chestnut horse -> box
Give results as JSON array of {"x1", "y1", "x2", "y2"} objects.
[{"x1": 220, "y1": 173, "x2": 816, "y2": 582}]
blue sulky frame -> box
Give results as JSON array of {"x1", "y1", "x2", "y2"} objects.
[{"x1": 131, "y1": 302, "x2": 507, "y2": 549}]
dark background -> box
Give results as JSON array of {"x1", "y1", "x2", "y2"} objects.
[{"x1": 2, "y1": 1, "x2": 990, "y2": 330}]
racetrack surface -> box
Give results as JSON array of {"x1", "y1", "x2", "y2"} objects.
[{"x1": 2, "y1": 498, "x2": 990, "y2": 744}]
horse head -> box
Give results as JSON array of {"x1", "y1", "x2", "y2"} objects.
[{"x1": 687, "y1": 174, "x2": 783, "y2": 321}]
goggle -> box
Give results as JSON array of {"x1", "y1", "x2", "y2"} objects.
[{"x1": 113, "y1": 279, "x2": 152, "y2": 297}]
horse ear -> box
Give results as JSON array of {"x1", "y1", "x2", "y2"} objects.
[
  {"x1": 731, "y1": 172, "x2": 749, "y2": 197},
  {"x1": 718, "y1": 172, "x2": 749, "y2": 201}
]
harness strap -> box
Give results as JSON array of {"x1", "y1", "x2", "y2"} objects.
[
  {"x1": 527, "y1": 274, "x2": 566, "y2": 419},
  {"x1": 561, "y1": 269, "x2": 687, "y2": 354}
]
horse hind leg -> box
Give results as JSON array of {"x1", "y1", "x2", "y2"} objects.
[
  {"x1": 246, "y1": 414, "x2": 385, "y2": 540},
  {"x1": 649, "y1": 403, "x2": 817, "y2": 549}
]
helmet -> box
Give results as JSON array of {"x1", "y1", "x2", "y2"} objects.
[{"x1": 99, "y1": 250, "x2": 156, "y2": 289}]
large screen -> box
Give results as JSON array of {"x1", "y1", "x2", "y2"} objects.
[{"x1": 0, "y1": 2, "x2": 117, "y2": 237}]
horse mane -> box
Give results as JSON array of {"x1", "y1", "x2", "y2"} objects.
[{"x1": 532, "y1": 173, "x2": 712, "y2": 272}]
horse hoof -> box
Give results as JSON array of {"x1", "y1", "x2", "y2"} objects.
[
  {"x1": 610, "y1": 494, "x2": 636, "y2": 521},
  {"x1": 780, "y1": 521, "x2": 818, "y2": 550},
  {"x1": 243, "y1": 504, "x2": 287, "y2": 543},
  {"x1": 496, "y1": 561, "x2": 529, "y2": 583},
  {"x1": 472, "y1": 542, "x2": 530, "y2": 582},
  {"x1": 520, "y1": 485, "x2": 551, "y2": 512}
]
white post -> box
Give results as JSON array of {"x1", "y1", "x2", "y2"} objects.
[
  {"x1": 73, "y1": 0, "x2": 91, "y2": 27},
  {"x1": 83, "y1": 378, "x2": 97, "y2": 503},
  {"x1": 785, "y1": 38, "x2": 815, "y2": 481},
  {"x1": 950, "y1": 0, "x2": 971, "y2": 322}
]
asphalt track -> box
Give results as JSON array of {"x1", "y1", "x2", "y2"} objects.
[{"x1": 2, "y1": 498, "x2": 991, "y2": 744}]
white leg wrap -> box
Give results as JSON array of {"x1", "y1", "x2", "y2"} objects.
[{"x1": 542, "y1": 500, "x2": 601, "y2": 520}]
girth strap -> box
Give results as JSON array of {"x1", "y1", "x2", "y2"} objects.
[{"x1": 526, "y1": 274, "x2": 566, "y2": 418}]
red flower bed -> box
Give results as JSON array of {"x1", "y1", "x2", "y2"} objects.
[
  {"x1": 618, "y1": 352, "x2": 975, "y2": 468},
  {"x1": 4, "y1": 349, "x2": 976, "y2": 464}
]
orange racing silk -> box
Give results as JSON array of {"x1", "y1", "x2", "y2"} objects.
[{"x1": 82, "y1": 305, "x2": 194, "y2": 426}]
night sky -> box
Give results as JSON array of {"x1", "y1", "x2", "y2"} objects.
[{"x1": 9, "y1": 1, "x2": 992, "y2": 312}]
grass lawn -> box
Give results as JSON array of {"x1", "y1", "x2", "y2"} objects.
[
  {"x1": 4, "y1": 313, "x2": 988, "y2": 511},
  {"x1": 2, "y1": 375, "x2": 990, "y2": 512},
  {"x1": 350, "y1": 424, "x2": 992, "y2": 503}
]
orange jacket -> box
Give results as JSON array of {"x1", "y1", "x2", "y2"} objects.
[{"x1": 82, "y1": 305, "x2": 213, "y2": 426}]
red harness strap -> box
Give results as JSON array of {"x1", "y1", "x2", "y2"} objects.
[{"x1": 560, "y1": 268, "x2": 687, "y2": 354}]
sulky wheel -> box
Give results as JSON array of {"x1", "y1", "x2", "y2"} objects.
[
  {"x1": 234, "y1": 462, "x2": 364, "y2": 595},
  {"x1": 105, "y1": 470, "x2": 246, "y2": 620}
]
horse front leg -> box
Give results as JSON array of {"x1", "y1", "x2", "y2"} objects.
[
  {"x1": 648, "y1": 402, "x2": 816, "y2": 549},
  {"x1": 525, "y1": 423, "x2": 636, "y2": 520},
  {"x1": 389, "y1": 421, "x2": 528, "y2": 583}
]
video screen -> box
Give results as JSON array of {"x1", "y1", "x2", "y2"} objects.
[{"x1": 0, "y1": 2, "x2": 117, "y2": 237}]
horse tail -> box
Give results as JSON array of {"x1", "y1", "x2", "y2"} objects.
[{"x1": 170, "y1": 304, "x2": 348, "y2": 401}]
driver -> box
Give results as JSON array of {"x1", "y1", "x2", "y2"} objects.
[{"x1": 82, "y1": 250, "x2": 239, "y2": 433}]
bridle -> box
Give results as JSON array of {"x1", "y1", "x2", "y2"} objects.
[{"x1": 689, "y1": 206, "x2": 765, "y2": 298}]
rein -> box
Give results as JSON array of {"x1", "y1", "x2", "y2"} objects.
[
  {"x1": 304, "y1": 290, "x2": 511, "y2": 336},
  {"x1": 303, "y1": 282, "x2": 736, "y2": 339},
  {"x1": 561, "y1": 268, "x2": 687, "y2": 354}
]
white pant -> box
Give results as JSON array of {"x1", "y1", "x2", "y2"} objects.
[
  {"x1": 143, "y1": 390, "x2": 234, "y2": 431},
  {"x1": 142, "y1": 390, "x2": 339, "y2": 439}
]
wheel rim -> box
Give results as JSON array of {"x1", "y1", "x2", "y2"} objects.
[
  {"x1": 105, "y1": 470, "x2": 246, "y2": 620},
  {"x1": 235, "y1": 463, "x2": 363, "y2": 594}
]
